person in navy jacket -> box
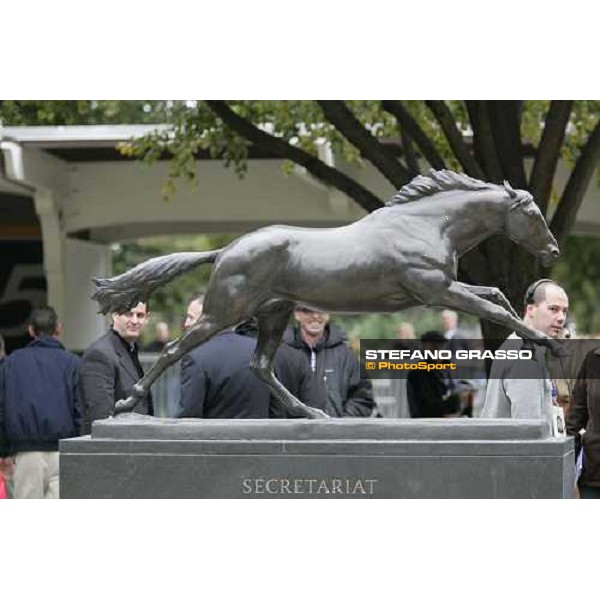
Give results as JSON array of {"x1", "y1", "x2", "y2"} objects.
[{"x1": 0, "y1": 306, "x2": 81, "y2": 499}]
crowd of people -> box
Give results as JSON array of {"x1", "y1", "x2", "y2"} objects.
[{"x1": 0, "y1": 277, "x2": 598, "y2": 499}]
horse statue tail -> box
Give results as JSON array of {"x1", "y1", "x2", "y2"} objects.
[{"x1": 92, "y1": 250, "x2": 221, "y2": 314}]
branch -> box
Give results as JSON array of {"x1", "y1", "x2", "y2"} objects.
[
  {"x1": 400, "y1": 125, "x2": 420, "y2": 177},
  {"x1": 487, "y1": 101, "x2": 528, "y2": 189},
  {"x1": 381, "y1": 100, "x2": 446, "y2": 170},
  {"x1": 529, "y1": 101, "x2": 573, "y2": 214},
  {"x1": 425, "y1": 100, "x2": 485, "y2": 179},
  {"x1": 204, "y1": 101, "x2": 384, "y2": 213},
  {"x1": 466, "y1": 101, "x2": 504, "y2": 182},
  {"x1": 551, "y1": 119, "x2": 600, "y2": 246},
  {"x1": 317, "y1": 100, "x2": 410, "y2": 188}
]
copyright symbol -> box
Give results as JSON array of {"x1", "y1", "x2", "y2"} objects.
[{"x1": 365, "y1": 362, "x2": 376, "y2": 370}]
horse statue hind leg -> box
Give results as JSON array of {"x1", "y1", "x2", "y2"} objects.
[{"x1": 250, "y1": 301, "x2": 328, "y2": 419}]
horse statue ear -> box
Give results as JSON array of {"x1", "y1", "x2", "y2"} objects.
[{"x1": 503, "y1": 180, "x2": 517, "y2": 199}]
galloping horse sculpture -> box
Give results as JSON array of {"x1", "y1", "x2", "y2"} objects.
[{"x1": 93, "y1": 170, "x2": 561, "y2": 419}]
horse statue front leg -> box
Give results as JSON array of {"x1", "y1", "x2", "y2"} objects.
[
  {"x1": 432, "y1": 281, "x2": 566, "y2": 356},
  {"x1": 458, "y1": 284, "x2": 521, "y2": 320},
  {"x1": 114, "y1": 316, "x2": 230, "y2": 415},
  {"x1": 114, "y1": 340, "x2": 182, "y2": 415},
  {"x1": 114, "y1": 383, "x2": 150, "y2": 415}
]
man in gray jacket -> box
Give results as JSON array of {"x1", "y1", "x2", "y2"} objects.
[{"x1": 481, "y1": 279, "x2": 568, "y2": 423}]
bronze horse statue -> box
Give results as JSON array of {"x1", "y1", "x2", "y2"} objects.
[{"x1": 93, "y1": 170, "x2": 561, "y2": 419}]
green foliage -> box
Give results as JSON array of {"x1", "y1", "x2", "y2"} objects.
[
  {"x1": 520, "y1": 100, "x2": 550, "y2": 147},
  {"x1": 128, "y1": 100, "x2": 458, "y2": 200},
  {"x1": 552, "y1": 234, "x2": 600, "y2": 335},
  {"x1": 0, "y1": 100, "x2": 170, "y2": 126},
  {"x1": 124, "y1": 100, "x2": 600, "y2": 203},
  {"x1": 5, "y1": 99, "x2": 600, "y2": 203}
]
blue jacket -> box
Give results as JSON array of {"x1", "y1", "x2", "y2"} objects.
[{"x1": 0, "y1": 337, "x2": 81, "y2": 455}]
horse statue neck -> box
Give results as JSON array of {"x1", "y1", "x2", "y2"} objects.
[
  {"x1": 439, "y1": 190, "x2": 508, "y2": 255},
  {"x1": 386, "y1": 188, "x2": 509, "y2": 256},
  {"x1": 437, "y1": 190, "x2": 508, "y2": 255}
]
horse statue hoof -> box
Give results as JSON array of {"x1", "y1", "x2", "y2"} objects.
[
  {"x1": 114, "y1": 396, "x2": 137, "y2": 415},
  {"x1": 308, "y1": 408, "x2": 329, "y2": 420}
]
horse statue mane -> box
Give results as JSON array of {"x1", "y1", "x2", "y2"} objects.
[{"x1": 386, "y1": 169, "x2": 527, "y2": 206}]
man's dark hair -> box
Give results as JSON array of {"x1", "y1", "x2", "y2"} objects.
[
  {"x1": 30, "y1": 306, "x2": 59, "y2": 337},
  {"x1": 523, "y1": 278, "x2": 557, "y2": 309},
  {"x1": 114, "y1": 300, "x2": 150, "y2": 316},
  {"x1": 420, "y1": 331, "x2": 447, "y2": 344}
]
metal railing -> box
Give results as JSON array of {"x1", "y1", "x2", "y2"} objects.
[
  {"x1": 140, "y1": 354, "x2": 412, "y2": 419},
  {"x1": 139, "y1": 354, "x2": 181, "y2": 417}
]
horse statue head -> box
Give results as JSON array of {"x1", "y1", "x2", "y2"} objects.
[{"x1": 503, "y1": 180, "x2": 559, "y2": 267}]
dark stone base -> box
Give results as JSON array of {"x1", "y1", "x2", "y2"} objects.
[{"x1": 59, "y1": 415, "x2": 575, "y2": 498}]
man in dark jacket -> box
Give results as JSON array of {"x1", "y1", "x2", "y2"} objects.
[
  {"x1": 566, "y1": 347, "x2": 600, "y2": 499},
  {"x1": 407, "y1": 331, "x2": 459, "y2": 418},
  {"x1": 78, "y1": 301, "x2": 153, "y2": 434},
  {"x1": 177, "y1": 298, "x2": 326, "y2": 418},
  {"x1": 283, "y1": 306, "x2": 375, "y2": 417},
  {"x1": 0, "y1": 306, "x2": 80, "y2": 498},
  {"x1": 235, "y1": 320, "x2": 327, "y2": 417}
]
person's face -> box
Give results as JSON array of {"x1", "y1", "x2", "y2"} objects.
[
  {"x1": 112, "y1": 302, "x2": 149, "y2": 343},
  {"x1": 156, "y1": 322, "x2": 169, "y2": 342},
  {"x1": 525, "y1": 285, "x2": 568, "y2": 338},
  {"x1": 441, "y1": 312, "x2": 456, "y2": 332},
  {"x1": 397, "y1": 323, "x2": 415, "y2": 339},
  {"x1": 294, "y1": 308, "x2": 330, "y2": 340},
  {"x1": 184, "y1": 299, "x2": 203, "y2": 330}
]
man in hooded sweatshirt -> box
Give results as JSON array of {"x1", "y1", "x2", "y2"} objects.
[{"x1": 283, "y1": 306, "x2": 375, "y2": 417}]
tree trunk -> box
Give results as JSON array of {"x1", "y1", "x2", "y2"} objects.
[
  {"x1": 458, "y1": 240, "x2": 542, "y2": 376},
  {"x1": 460, "y1": 238, "x2": 541, "y2": 351}
]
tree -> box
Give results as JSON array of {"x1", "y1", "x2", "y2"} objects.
[
  {"x1": 0, "y1": 100, "x2": 169, "y2": 126},
  {"x1": 127, "y1": 100, "x2": 600, "y2": 340},
  {"x1": 4, "y1": 100, "x2": 600, "y2": 340},
  {"x1": 553, "y1": 235, "x2": 600, "y2": 335}
]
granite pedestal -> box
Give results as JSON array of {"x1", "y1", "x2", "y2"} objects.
[{"x1": 59, "y1": 416, "x2": 575, "y2": 498}]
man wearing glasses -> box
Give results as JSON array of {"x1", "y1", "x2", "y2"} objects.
[{"x1": 283, "y1": 305, "x2": 375, "y2": 417}]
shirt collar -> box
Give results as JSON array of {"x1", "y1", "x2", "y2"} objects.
[
  {"x1": 111, "y1": 328, "x2": 138, "y2": 353},
  {"x1": 28, "y1": 336, "x2": 64, "y2": 350}
]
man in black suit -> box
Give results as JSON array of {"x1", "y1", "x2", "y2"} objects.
[{"x1": 78, "y1": 302, "x2": 153, "y2": 434}]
